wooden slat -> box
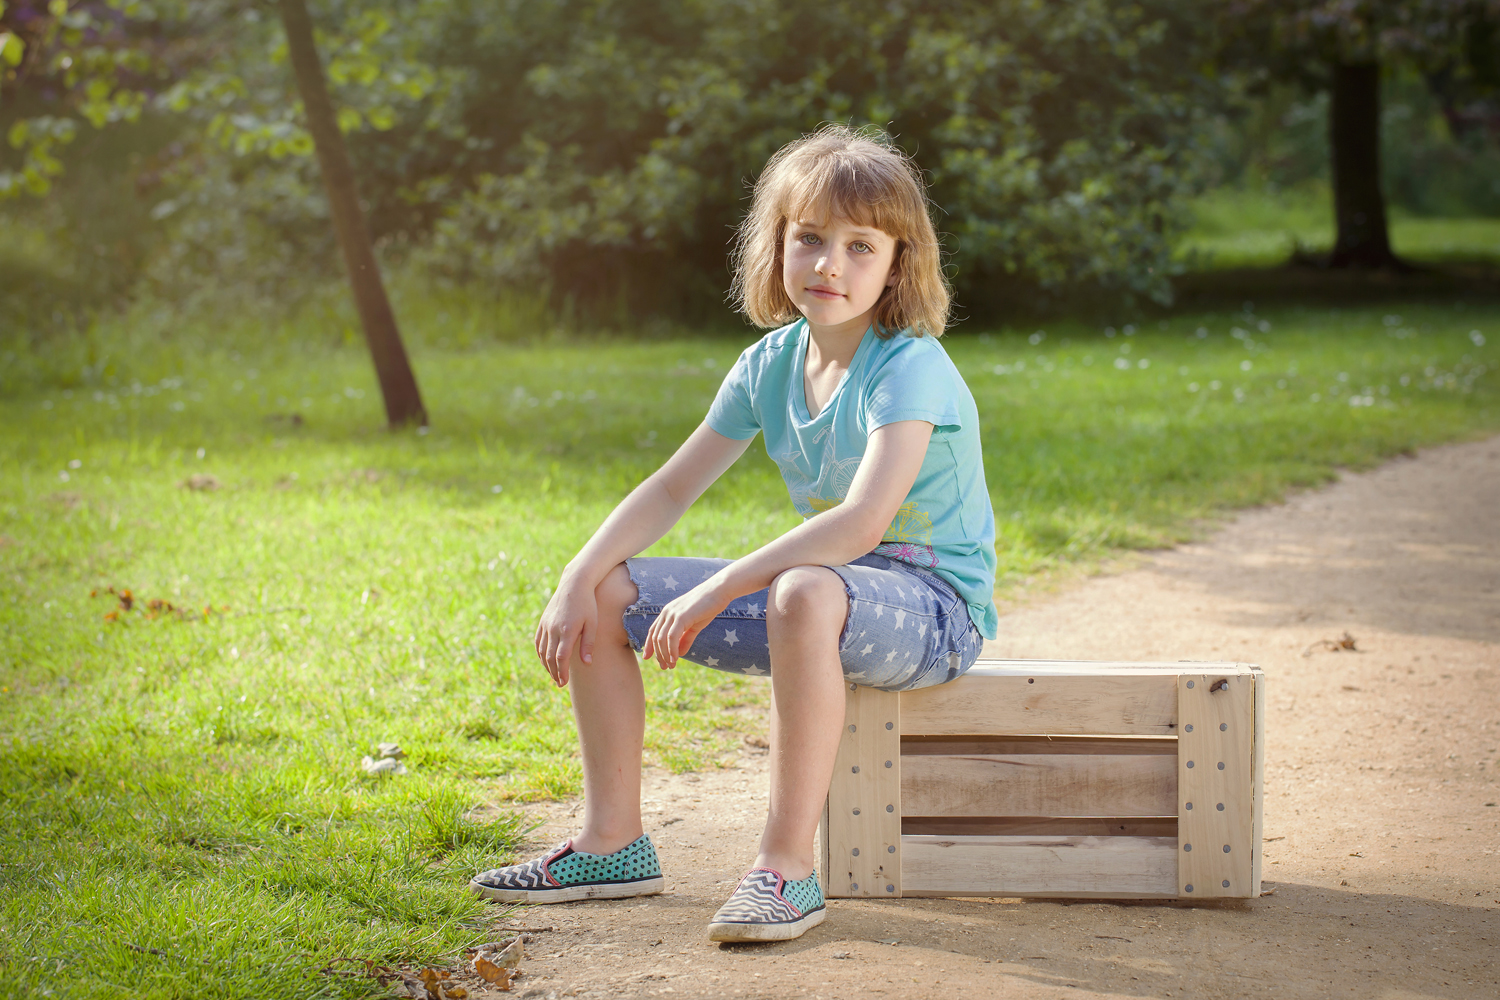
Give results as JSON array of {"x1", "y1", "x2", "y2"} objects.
[
  {"x1": 1177, "y1": 671, "x2": 1256, "y2": 898},
  {"x1": 902, "y1": 735, "x2": 1178, "y2": 755},
  {"x1": 901, "y1": 671, "x2": 1179, "y2": 737},
  {"x1": 1251, "y1": 666, "x2": 1266, "y2": 896},
  {"x1": 963, "y1": 659, "x2": 1252, "y2": 676},
  {"x1": 821, "y1": 683, "x2": 901, "y2": 899},
  {"x1": 902, "y1": 834, "x2": 1179, "y2": 898},
  {"x1": 903, "y1": 816, "x2": 1176, "y2": 838},
  {"x1": 902, "y1": 752, "x2": 1177, "y2": 817}
]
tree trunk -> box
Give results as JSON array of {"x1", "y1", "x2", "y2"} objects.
[
  {"x1": 1327, "y1": 61, "x2": 1403, "y2": 269},
  {"x1": 279, "y1": 0, "x2": 427, "y2": 427}
]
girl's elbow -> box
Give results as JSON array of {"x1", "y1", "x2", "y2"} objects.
[{"x1": 856, "y1": 520, "x2": 888, "y2": 553}]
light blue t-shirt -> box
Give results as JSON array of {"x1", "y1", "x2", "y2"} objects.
[{"x1": 706, "y1": 320, "x2": 998, "y2": 639}]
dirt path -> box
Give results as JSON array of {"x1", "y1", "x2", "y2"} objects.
[{"x1": 488, "y1": 438, "x2": 1500, "y2": 1000}]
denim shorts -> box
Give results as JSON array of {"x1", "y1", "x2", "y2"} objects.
[{"x1": 621, "y1": 553, "x2": 984, "y2": 692}]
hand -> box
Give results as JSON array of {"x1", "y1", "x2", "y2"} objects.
[
  {"x1": 642, "y1": 577, "x2": 733, "y2": 671},
  {"x1": 533, "y1": 578, "x2": 598, "y2": 688}
]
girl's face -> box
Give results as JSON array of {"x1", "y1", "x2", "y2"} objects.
[{"x1": 782, "y1": 216, "x2": 899, "y2": 336}]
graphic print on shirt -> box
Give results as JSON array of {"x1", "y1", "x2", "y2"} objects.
[
  {"x1": 781, "y1": 425, "x2": 862, "y2": 517},
  {"x1": 873, "y1": 501, "x2": 939, "y2": 568}
]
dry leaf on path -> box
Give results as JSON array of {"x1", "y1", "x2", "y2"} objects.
[{"x1": 473, "y1": 952, "x2": 512, "y2": 987}]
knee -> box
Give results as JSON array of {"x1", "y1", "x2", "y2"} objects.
[
  {"x1": 767, "y1": 566, "x2": 847, "y2": 630},
  {"x1": 594, "y1": 563, "x2": 637, "y2": 643}
]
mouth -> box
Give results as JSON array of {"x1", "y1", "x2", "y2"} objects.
[{"x1": 806, "y1": 285, "x2": 844, "y2": 300}]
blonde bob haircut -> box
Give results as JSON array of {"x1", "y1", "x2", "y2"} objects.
[{"x1": 731, "y1": 124, "x2": 950, "y2": 338}]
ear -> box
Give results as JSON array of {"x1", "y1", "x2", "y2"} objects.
[{"x1": 885, "y1": 243, "x2": 903, "y2": 287}]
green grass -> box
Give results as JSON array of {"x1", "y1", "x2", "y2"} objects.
[
  {"x1": 2, "y1": 297, "x2": 1498, "y2": 997},
  {"x1": 1178, "y1": 183, "x2": 1500, "y2": 269}
]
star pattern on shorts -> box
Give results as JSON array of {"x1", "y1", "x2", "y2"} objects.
[
  {"x1": 723, "y1": 629, "x2": 738, "y2": 646},
  {"x1": 917, "y1": 622, "x2": 928, "y2": 639},
  {"x1": 873, "y1": 605, "x2": 883, "y2": 619},
  {"x1": 885, "y1": 649, "x2": 899, "y2": 663},
  {"x1": 746, "y1": 602, "x2": 761, "y2": 616},
  {"x1": 847, "y1": 670, "x2": 868, "y2": 681},
  {"x1": 745, "y1": 663, "x2": 766, "y2": 675},
  {"x1": 663, "y1": 574, "x2": 679, "y2": 591},
  {"x1": 705, "y1": 656, "x2": 719, "y2": 667},
  {"x1": 893, "y1": 610, "x2": 906, "y2": 630},
  {"x1": 860, "y1": 643, "x2": 874, "y2": 656}
]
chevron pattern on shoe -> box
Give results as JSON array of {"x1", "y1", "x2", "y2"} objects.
[
  {"x1": 712, "y1": 869, "x2": 807, "y2": 925},
  {"x1": 472, "y1": 843, "x2": 567, "y2": 891}
]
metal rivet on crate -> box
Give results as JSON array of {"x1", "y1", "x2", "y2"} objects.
[
  {"x1": 853, "y1": 808, "x2": 861, "y2": 815},
  {"x1": 1186, "y1": 760, "x2": 1195, "y2": 769},
  {"x1": 888, "y1": 845, "x2": 896, "y2": 853},
  {"x1": 1186, "y1": 680, "x2": 1195, "y2": 689},
  {"x1": 1223, "y1": 845, "x2": 1231, "y2": 853},
  {"x1": 852, "y1": 848, "x2": 860, "y2": 857},
  {"x1": 851, "y1": 883, "x2": 859, "y2": 892},
  {"x1": 1183, "y1": 843, "x2": 1192, "y2": 852},
  {"x1": 1185, "y1": 884, "x2": 1195, "y2": 893},
  {"x1": 1185, "y1": 802, "x2": 1193, "y2": 810},
  {"x1": 886, "y1": 884, "x2": 895, "y2": 893},
  {"x1": 885, "y1": 760, "x2": 893, "y2": 768},
  {"x1": 849, "y1": 724, "x2": 856, "y2": 733},
  {"x1": 1184, "y1": 724, "x2": 1194, "y2": 733},
  {"x1": 1220, "y1": 723, "x2": 1228, "y2": 731},
  {"x1": 1218, "y1": 761, "x2": 1225, "y2": 770},
  {"x1": 1027, "y1": 678, "x2": 1035, "y2": 684},
  {"x1": 850, "y1": 683, "x2": 857, "y2": 691},
  {"x1": 1217, "y1": 802, "x2": 1225, "y2": 811},
  {"x1": 1222, "y1": 880, "x2": 1231, "y2": 888},
  {"x1": 852, "y1": 765, "x2": 860, "y2": 774},
  {"x1": 886, "y1": 804, "x2": 895, "y2": 813},
  {"x1": 885, "y1": 722, "x2": 893, "y2": 730}
]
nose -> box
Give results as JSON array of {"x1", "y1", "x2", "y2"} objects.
[{"x1": 815, "y1": 249, "x2": 841, "y2": 279}]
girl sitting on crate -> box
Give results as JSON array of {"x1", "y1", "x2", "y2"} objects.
[{"x1": 471, "y1": 124, "x2": 998, "y2": 943}]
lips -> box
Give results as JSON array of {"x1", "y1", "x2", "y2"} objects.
[{"x1": 806, "y1": 285, "x2": 844, "y2": 300}]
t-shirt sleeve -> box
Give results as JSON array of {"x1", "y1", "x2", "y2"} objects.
[
  {"x1": 863, "y1": 339, "x2": 966, "y2": 433},
  {"x1": 705, "y1": 348, "x2": 761, "y2": 440}
]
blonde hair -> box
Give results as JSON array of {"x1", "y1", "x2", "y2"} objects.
[{"x1": 730, "y1": 124, "x2": 950, "y2": 338}]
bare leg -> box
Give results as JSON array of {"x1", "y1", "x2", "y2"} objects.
[
  {"x1": 755, "y1": 565, "x2": 849, "y2": 880},
  {"x1": 569, "y1": 562, "x2": 647, "y2": 856}
]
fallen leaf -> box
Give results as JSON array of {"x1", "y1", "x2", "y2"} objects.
[
  {"x1": 488, "y1": 936, "x2": 523, "y2": 970},
  {"x1": 743, "y1": 734, "x2": 769, "y2": 749},
  {"x1": 441, "y1": 987, "x2": 468, "y2": 999},
  {"x1": 377, "y1": 742, "x2": 406, "y2": 759},
  {"x1": 473, "y1": 953, "x2": 511, "y2": 986},
  {"x1": 361, "y1": 755, "x2": 408, "y2": 775}
]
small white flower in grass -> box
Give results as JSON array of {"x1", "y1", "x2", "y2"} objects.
[
  {"x1": 1311, "y1": 393, "x2": 1322, "y2": 402},
  {"x1": 1188, "y1": 383, "x2": 1199, "y2": 393},
  {"x1": 1114, "y1": 358, "x2": 1130, "y2": 370},
  {"x1": 196, "y1": 448, "x2": 206, "y2": 459},
  {"x1": 1137, "y1": 359, "x2": 1150, "y2": 369},
  {"x1": 1210, "y1": 380, "x2": 1222, "y2": 391},
  {"x1": 58, "y1": 471, "x2": 69, "y2": 482},
  {"x1": 1240, "y1": 360, "x2": 1252, "y2": 372},
  {"x1": 1471, "y1": 330, "x2": 1487, "y2": 347},
  {"x1": 491, "y1": 485, "x2": 503, "y2": 493},
  {"x1": 68, "y1": 459, "x2": 81, "y2": 469}
]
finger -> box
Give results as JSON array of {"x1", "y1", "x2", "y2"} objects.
[
  {"x1": 679, "y1": 625, "x2": 702, "y2": 658},
  {"x1": 580, "y1": 613, "x2": 596, "y2": 666}
]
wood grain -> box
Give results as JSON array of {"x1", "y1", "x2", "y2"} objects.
[
  {"x1": 902, "y1": 834, "x2": 1179, "y2": 898},
  {"x1": 1177, "y1": 671, "x2": 1256, "y2": 898},
  {"x1": 901, "y1": 751, "x2": 1177, "y2": 817},
  {"x1": 821, "y1": 684, "x2": 901, "y2": 899}
]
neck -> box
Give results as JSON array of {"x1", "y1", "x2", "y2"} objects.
[{"x1": 803, "y1": 307, "x2": 875, "y2": 364}]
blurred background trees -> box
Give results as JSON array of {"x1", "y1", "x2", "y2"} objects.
[{"x1": 3, "y1": 0, "x2": 1500, "y2": 336}]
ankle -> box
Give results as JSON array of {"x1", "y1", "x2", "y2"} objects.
[
  {"x1": 572, "y1": 828, "x2": 643, "y2": 856},
  {"x1": 753, "y1": 852, "x2": 814, "y2": 882}
]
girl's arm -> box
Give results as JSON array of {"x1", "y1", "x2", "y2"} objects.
[
  {"x1": 535, "y1": 422, "x2": 753, "y2": 684},
  {"x1": 644, "y1": 419, "x2": 935, "y2": 668}
]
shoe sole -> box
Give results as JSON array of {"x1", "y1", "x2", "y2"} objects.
[
  {"x1": 469, "y1": 876, "x2": 664, "y2": 904},
  {"x1": 707, "y1": 906, "x2": 826, "y2": 943}
]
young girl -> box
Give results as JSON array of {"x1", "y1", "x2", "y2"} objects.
[{"x1": 471, "y1": 124, "x2": 997, "y2": 943}]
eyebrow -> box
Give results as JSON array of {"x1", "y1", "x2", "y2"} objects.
[{"x1": 791, "y1": 221, "x2": 886, "y2": 239}]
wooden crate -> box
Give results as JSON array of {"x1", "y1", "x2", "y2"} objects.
[{"x1": 820, "y1": 659, "x2": 1265, "y2": 900}]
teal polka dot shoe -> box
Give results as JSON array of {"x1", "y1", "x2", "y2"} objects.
[{"x1": 469, "y1": 834, "x2": 664, "y2": 904}]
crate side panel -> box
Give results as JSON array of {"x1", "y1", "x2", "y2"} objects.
[
  {"x1": 823, "y1": 684, "x2": 901, "y2": 898},
  {"x1": 901, "y1": 753, "x2": 1177, "y2": 817},
  {"x1": 901, "y1": 673, "x2": 1178, "y2": 736},
  {"x1": 1177, "y1": 672, "x2": 1256, "y2": 898}
]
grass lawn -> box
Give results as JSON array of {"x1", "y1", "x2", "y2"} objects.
[
  {"x1": 1177, "y1": 183, "x2": 1500, "y2": 269},
  {"x1": 3, "y1": 298, "x2": 1498, "y2": 997}
]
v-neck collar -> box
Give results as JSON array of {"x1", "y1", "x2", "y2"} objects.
[{"x1": 792, "y1": 320, "x2": 876, "y2": 425}]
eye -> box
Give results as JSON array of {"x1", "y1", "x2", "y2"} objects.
[
  {"x1": 851, "y1": 241, "x2": 873, "y2": 254},
  {"x1": 798, "y1": 232, "x2": 821, "y2": 246}
]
